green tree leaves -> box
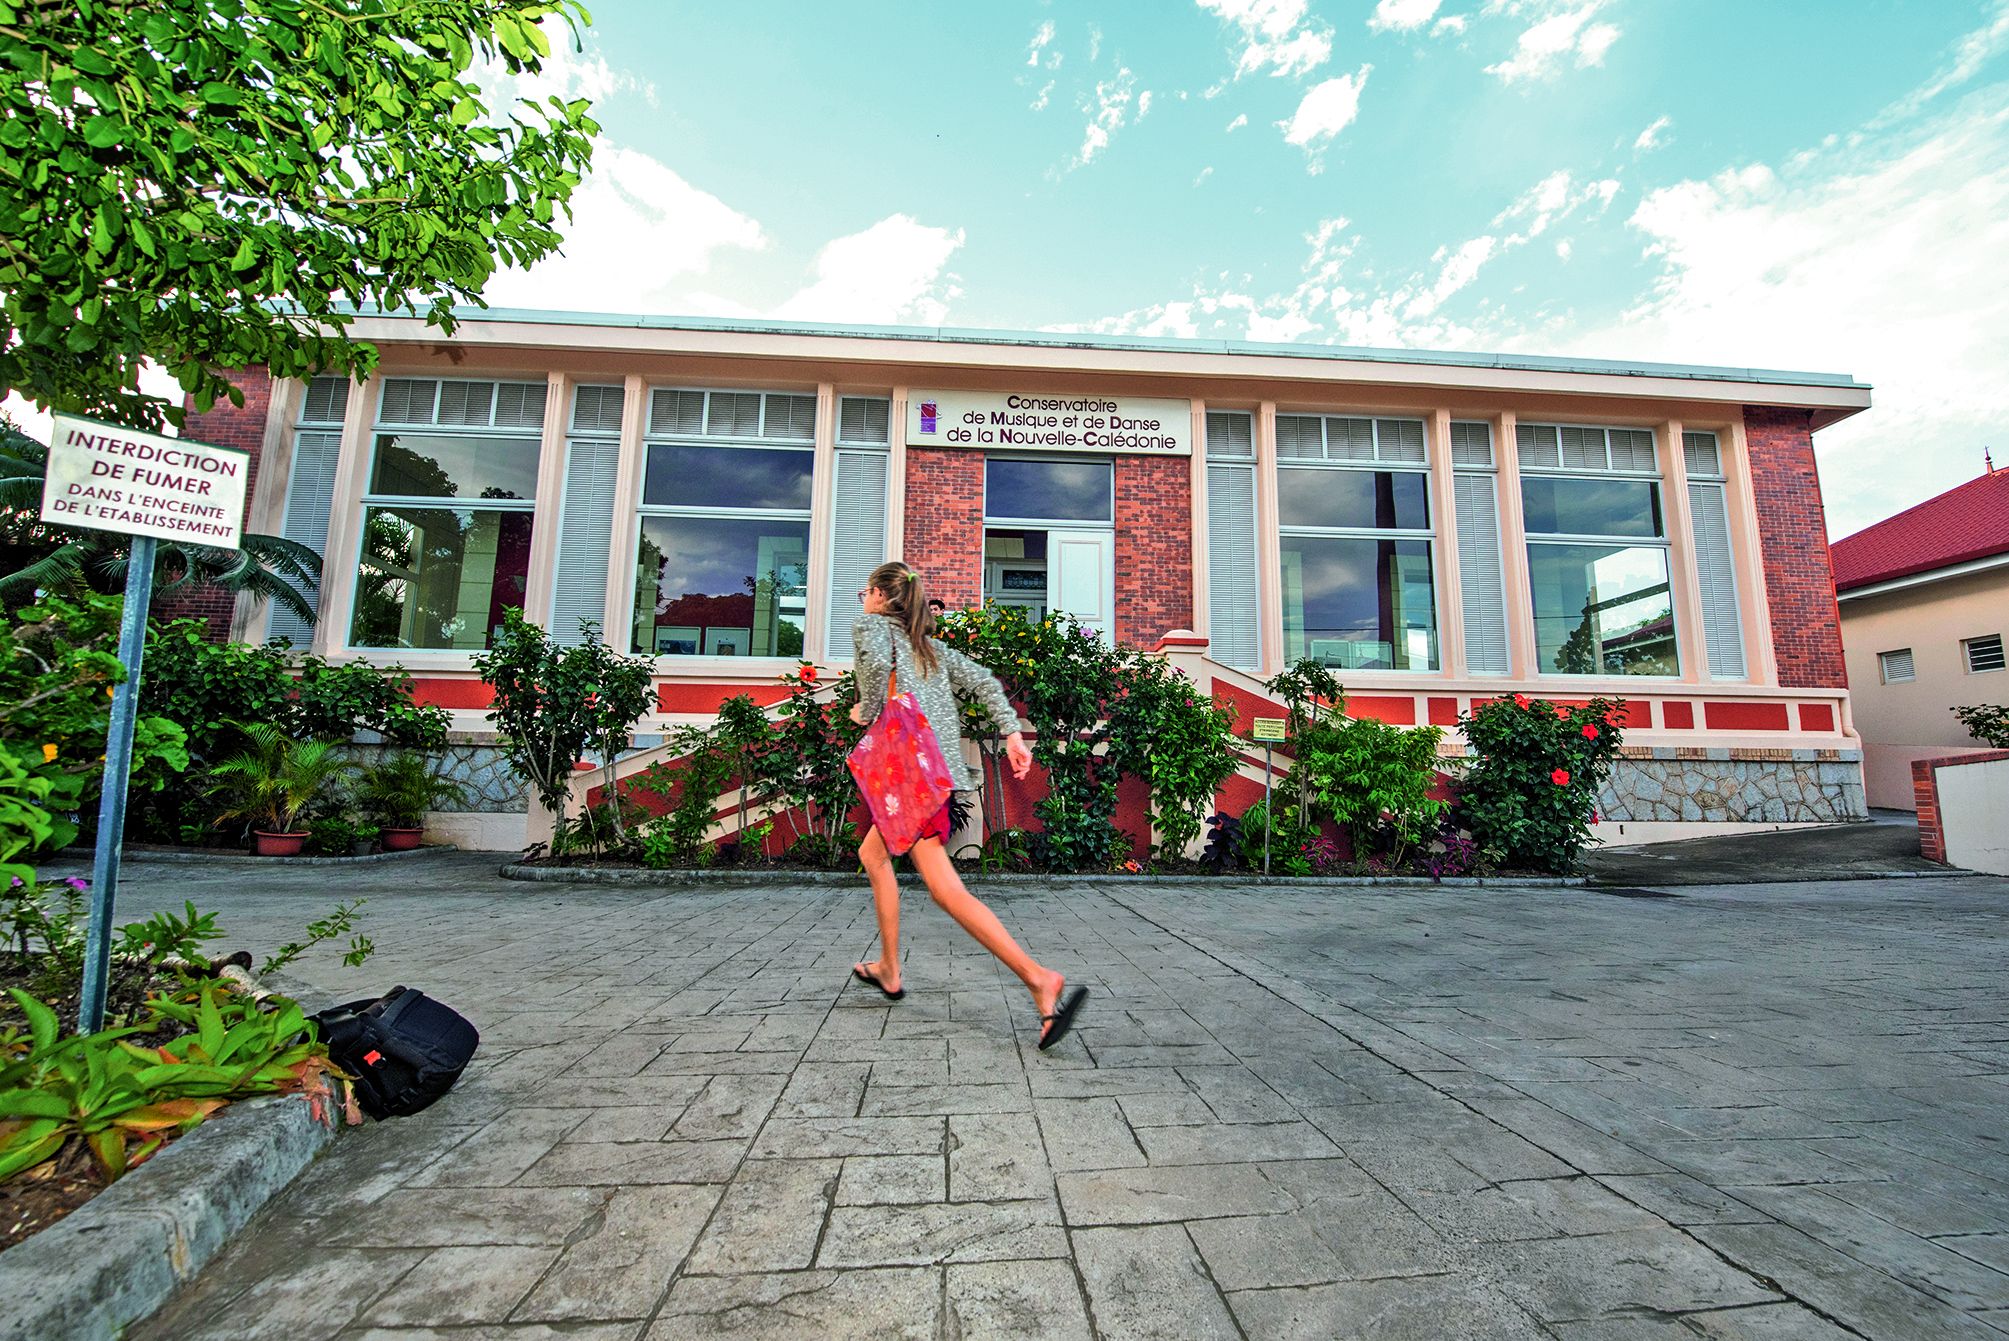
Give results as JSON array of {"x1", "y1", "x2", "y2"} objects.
[{"x1": 0, "y1": 0, "x2": 599, "y2": 430}]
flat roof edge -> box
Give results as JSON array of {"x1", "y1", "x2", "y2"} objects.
[{"x1": 333, "y1": 305, "x2": 1871, "y2": 395}]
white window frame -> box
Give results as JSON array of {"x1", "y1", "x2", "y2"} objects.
[
  {"x1": 1275, "y1": 414, "x2": 1440, "y2": 674},
  {"x1": 1963, "y1": 633, "x2": 2005, "y2": 675},
  {"x1": 1879, "y1": 648, "x2": 1916, "y2": 684},
  {"x1": 629, "y1": 386, "x2": 819, "y2": 663},
  {"x1": 344, "y1": 377, "x2": 546, "y2": 654},
  {"x1": 1518, "y1": 421, "x2": 1681, "y2": 679}
]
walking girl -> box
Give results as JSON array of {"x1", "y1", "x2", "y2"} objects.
[{"x1": 848, "y1": 561, "x2": 1088, "y2": 1051}]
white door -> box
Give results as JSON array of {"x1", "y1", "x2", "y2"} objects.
[{"x1": 1048, "y1": 529, "x2": 1116, "y2": 644}]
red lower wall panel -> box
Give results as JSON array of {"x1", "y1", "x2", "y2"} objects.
[{"x1": 1703, "y1": 700, "x2": 1791, "y2": 732}]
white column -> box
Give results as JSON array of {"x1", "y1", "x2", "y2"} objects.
[
  {"x1": 1659, "y1": 418, "x2": 1708, "y2": 685},
  {"x1": 520, "y1": 372, "x2": 570, "y2": 635},
  {"x1": 1255, "y1": 401, "x2": 1283, "y2": 675},
  {"x1": 601, "y1": 374, "x2": 648, "y2": 653},
  {"x1": 313, "y1": 372, "x2": 379, "y2": 659},
  {"x1": 1494, "y1": 411, "x2": 1536, "y2": 680},
  {"x1": 1188, "y1": 398, "x2": 1210, "y2": 639},
  {"x1": 804, "y1": 382, "x2": 836, "y2": 662},
  {"x1": 887, "y1": 385, "x2": 908, "y2": 564},
  {"x1": 1427, "y1": 407, "x2": 1465, "y2": 679},
  {"x1": 1722, "y1": 418, "x2": 1779, "y2": 686}
]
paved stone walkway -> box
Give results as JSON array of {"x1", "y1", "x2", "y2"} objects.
[{"x1": 101, "y1": 854, "x2": 2007, "y2": 1340}]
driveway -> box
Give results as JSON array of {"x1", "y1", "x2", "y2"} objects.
[{"x1": 79, "y1": 853, "x2": 2008, "y2": 1339}]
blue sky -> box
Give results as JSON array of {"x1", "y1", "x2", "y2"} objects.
[{"x1": 472, "y1": 1, "x2": 2009, "y2": 538}]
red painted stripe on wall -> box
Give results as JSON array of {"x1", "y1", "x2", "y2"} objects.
[
  {"x1": 1427, "y1": 696, "x2": 1460, "y2": 726},
  {"x1": 1798, "y1": 703, "x2": 1835, "y2": 732},
  {"x1": 1703, "y1": 701, "x2": 1792, "y2": 731},
  {"x1": 1347, "y1": 696, "x2": 1416, "y2": 725},
  {"x1": 408, "y1": 678, "x2": 496, "y2": 709},
  {"x1": 1661, "y1": 701, "x2": 1695, "y2": 729}
]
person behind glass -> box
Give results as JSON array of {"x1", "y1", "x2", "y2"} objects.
[{"x1": 849, "y1": 561, "x2": 1088, "y2": 1050}]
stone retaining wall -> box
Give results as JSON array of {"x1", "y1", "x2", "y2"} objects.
[
  {"x1": 1598, "y1": 750, "x2": 1866, "y2": 824},
  {"x1": 340, "y1": 740, "x2": 526, "y2": 813}
]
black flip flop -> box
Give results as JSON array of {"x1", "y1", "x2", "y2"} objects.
[
  {"x1": 1037, "y1": 986, "x2": 1089, "y2": 1051},
  {"x1": 852, "y1": 965, "x2": 905, "y2": 1001}
]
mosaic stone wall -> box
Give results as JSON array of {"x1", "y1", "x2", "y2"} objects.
[
  {"x1": 341, "y1": 738, "x2": 527, "y2": 813},
  {"x1": 1598, "y1": 750, "x2": 1867, "y2": 824}
]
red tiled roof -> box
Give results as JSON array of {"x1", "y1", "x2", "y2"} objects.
[{"x1": 1831, "y1": 467, "x2": 2009, "y2": 591}]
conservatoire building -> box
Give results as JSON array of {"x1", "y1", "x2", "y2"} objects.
[{"x1": 183, "y1": 309, "x2": 1873, "y2": 850}]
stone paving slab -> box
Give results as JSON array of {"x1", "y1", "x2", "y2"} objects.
[{"x1": 77, "y1": 854, "x2": 2009, "y2": 1340}]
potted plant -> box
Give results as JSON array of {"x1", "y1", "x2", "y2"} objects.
[
  {"x1": 307, "y1": 813, "x2": 381, "y2": 857},
  {"x1": 355, "y1": 751, "x2": 468, "y2": 850},
  {"x1": 205, "y1": 725, "x2": 356, "y2": 857}
]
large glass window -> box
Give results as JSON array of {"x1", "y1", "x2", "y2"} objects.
[
  {"x1": 349, "y1": 378, "x2": 544, "y2": 651},
  {"x1": 632, "y1": 388, "x2": 816, "y2": 657},
  {"x1": 984, "y1": 458, "x2": 1113, "y2": 523},
  {"x1": 1519, "y1": 423, "x2": 1677, "y2": 677},
  {"x1": 1276, "y1": 415, "x2": 1439, "y2": 671}
]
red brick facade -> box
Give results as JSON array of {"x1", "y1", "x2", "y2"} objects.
[
  {"x1": 1113, "y1": 455, "x2": 1193, "y2": 647},
  {"x1": 1744, "y1": 406, "x2": 1847, "y2": 688},
  {"x1": 900, "y1": 448, "x2": 986, "y2": 609},
  {"x1": 164, "y1": 370, "x2": 276, "y2": 640}
]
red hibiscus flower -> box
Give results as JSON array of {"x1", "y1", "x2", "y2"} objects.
[
  {"x1": 799, "y1": 664, "x2": 819, "y2": 684},
  {"x1": 1591, "y1": 810, "x2": 1602, "y2": 823},
  {"x1": 1581, "y1": 724, "x2": 1599, "y2": 740},
  {"x1": 1513, "y1": 693, "x2": 1530, "y2": 709},
  {"x1": 1551, "y1": 768, "x2": 1571, "y2": 786}
]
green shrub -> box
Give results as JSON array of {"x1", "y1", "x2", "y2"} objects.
[
  {"x1": 1952, "y1": 702, "x2": 2008, "y2": 749},
  {"x1": 1300, "y1": 715, "x2": 1446, "y2": 866},
  {"x1": 472, "y1": 612, "x2": 657, "y2": 859},
  {"x1": 1457, "y1": 694, "x2": 1626, "y2": 874},
  {"x1": 354, "y1": 751, "x2": 469, "y2": 828},
  {"x1": 1235, "y1": 798, "x2": 1319, "y2": 876}
]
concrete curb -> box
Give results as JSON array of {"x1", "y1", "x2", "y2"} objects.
[
  {"x1": 56, "y1": 843, "x2": 459, "y2": 867},
  {"x1": 0, "y1": 1095, "x2": 336, "y2": 1341},
  {"x1": 497, "y1": 862, "x2": 1587, "y2": 890}
]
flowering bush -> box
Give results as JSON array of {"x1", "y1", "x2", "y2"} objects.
[
  {"x1": 1457, "y1": 694, "x2": 1626, "y2": 873},
  {"x1": 937, "y1": 603, "x2": 1237, "y2": 870}
]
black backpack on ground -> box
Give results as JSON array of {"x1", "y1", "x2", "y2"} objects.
[{"x1": 308, "y1": 987, "x2": 479, "y2": 1120}]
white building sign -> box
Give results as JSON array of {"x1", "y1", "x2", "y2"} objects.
[
  {"x1": 908, "y1": 391, "x2": 1191, "y2": 456},
  {"x1": 40, "y1": 413, "x2": 248, "y2": 550}
]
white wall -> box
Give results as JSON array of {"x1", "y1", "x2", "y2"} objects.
[{"x1": 1938, "y1": 756, "x2": 2009, "y2": 876}]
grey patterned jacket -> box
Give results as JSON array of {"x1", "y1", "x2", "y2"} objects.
[{"x1": 852, "y1": 613, "x2": 1021, "y2": 793}]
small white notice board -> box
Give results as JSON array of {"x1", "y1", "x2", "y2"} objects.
[{"x1": 40, "y1": 413, "x2": 248, "y2": 550}]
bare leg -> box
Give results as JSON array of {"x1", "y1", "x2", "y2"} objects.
[
  {"x1": 908, "y1": 836, "x2": 1064, "y2": 1022},
  {"x1": 856, "y1": 826, "x2": 903, "y2": 993}
]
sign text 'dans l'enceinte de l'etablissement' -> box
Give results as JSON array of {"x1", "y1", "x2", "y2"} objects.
[
  {"x1": 40, "y1": 415, "x2": 249, "y2": 550},
  {"x1": 907, "y1": 392, "x2": 1193, "y2": 456}
]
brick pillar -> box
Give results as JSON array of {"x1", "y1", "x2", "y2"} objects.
[
  {"x1": 1744, "y1": 406, "x2": 1846, "y2": 688},
  {"x1": 1912, "y1": 758, "x2": 1945, "y2": 862},
  {"x1": 1114, "y1": 454, "x2": 1193, "y2": 647},
  {"x1": 163, "y1": 369, "x2": 276, "y2": 640},
  {"x1": 901, "y1": 447, "x2": 984, "y2": 610}
]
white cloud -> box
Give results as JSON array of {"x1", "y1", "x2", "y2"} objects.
[
  {"x1": 1031, "y1": 80, "x2": 1055, "y2": 111},
  {"x1": 1369, "y1": 0, "x2": 1442, "y2": 33},
  {"x1": 1634, "y1": 115, "x2": 1672, "y2": 152},
  {"x1": 472, "y1": 15, "x2": 656, "y2": 111},
  {"x1": 1581, "y1": 90, "x2": 2009, "y2": 533},
  {"x1": 1433, "y1": 14, "x2": 1469, "y2": 35},
  {"x1": 1278, "y1": 67, "x2": 1372, "y2": 151},
  {"x1": 1554, "y1": 238, "x2": 1573, "y2": 260},
  {"x1": 774, "y1": 215, "x2": 965, "y2": 326},
  {"x1": 1195, "y1": 165, "x2": 1215, "y2": 186},
  {"x1": 3, "y1": 363, "x2": 185, "y2": 445},
  {"x1": 1028, "y1": 20, "x2": 1055, "y2": 66},
  {"x1": 1227, "y1": 112, "x2": 1250, "y2": 132},
  {"x1": 483, "y1": 145, "x2": 767, "y2": 314},
  {"x1": 1885, "y1": 0, "x2": 2009, "y2": 119},
  {"x1": 1195, "y1": 0, "x2": 1333, "y2": 78},
  {"x1": 1089, "y1": 24, "x2": 1104, "y2": 62},
  {"x1": 1486, "y1": 2, "x2": 1621, "y2": 83},
  {"x1": 1074, "y1": 67, "x2": 1143, "y2": 168},
  {"x1": 1138, "y1": 90, "x2": 1155, "y2": 119}
]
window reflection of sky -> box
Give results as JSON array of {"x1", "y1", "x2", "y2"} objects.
[
  {"x1": 1521, "y1": 477, "x2": 1662, "y2": 538},
  {"x1": 1278, "y1": 469, "x2": 1429, "y2": 530},
  {"x1": 638, "y1": 517, "x2": 809, "y2": 605},
  {"x1": 985, "y1": 459, "x2": 1112, "y2": 521},
  {"x1": 370, "y1": 434, "x2": 540, "y2": 500},
  {"x1": 644, "y1": 445, "x2": 814, "y2": 510},
  {"x1": 1283, "y1": 537, "x2": 1435, "y2": 642}
]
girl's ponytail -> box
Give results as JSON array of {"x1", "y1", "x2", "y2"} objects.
[{"x1": 866, "y1": 561, "x2": 940, "y2": 678}]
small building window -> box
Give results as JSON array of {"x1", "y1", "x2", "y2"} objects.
[
  {"x1": 1879, "y1": 649, "x2": 1916, "y2": 684},
  {"x1": 1965, "y1": 634, "x2": 2006, "y2": 674}
]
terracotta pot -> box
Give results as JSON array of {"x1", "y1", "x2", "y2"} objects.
[
  {"x1": 380, "y1": 827, "x2": 424, "y2": 851},
  {"x1": 252, "y1": 831, "x2": 308, "y2": 857}
]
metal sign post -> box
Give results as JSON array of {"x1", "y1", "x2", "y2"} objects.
[
  {"x1": 78, "y1": 535, "x2": 156, "y2": 1032},
  {"x1": 40, "y1": 413, "x2": 248, "y2": 1033},
  {"x1": 1251, "y1": 717, "x2": 1287, "y2": 878}
]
